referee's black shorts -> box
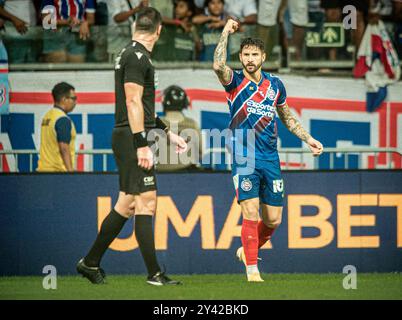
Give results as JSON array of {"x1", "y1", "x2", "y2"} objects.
[{"x1": 112, "y1": 126, "x2": 157, "y2": 195}]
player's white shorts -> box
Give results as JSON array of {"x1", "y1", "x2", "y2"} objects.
[{"x1": 258, "y1": 0, "x2": 309, "y2": 27}]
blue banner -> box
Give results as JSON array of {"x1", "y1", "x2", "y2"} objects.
[{"x1": 0, "y1": 171, "x2": 401, "y2": 276}]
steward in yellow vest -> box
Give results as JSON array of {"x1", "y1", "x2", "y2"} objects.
[{"x1": 37, "y1": 82, "x2": 77, "y2": 172}]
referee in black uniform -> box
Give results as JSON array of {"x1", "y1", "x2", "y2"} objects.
[{"x1": 77, "y1": 7, "x2": 187, "y2": 286}]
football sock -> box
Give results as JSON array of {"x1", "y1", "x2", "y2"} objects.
[
  {"x1": 241, "y1": 219, "x2": 259, "y2": 267},
  {"x1": 84, "y1": 209, "x2": 128, "y2": 267},
  {"x1": 246, "y1": 265, "x2": 259, "y2": 275},
  {"x1": 258, "y1": 220, "x2": 277, "y2": 248},
  {"x1": 135, "y1": 215, "x2": 161, "y2": 277}
]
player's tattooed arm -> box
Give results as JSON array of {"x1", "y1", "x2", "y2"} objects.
[
  {"x1": 277, "y1": 104, "x2": 312, "y2": 142},
  {"x1": 213, "y1": 19, "x2": 238, "y2": 85}
]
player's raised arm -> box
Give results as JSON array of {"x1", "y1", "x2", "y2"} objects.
[
  {"x1": 277, "y1": 103, "x2": 324, "y2": 157},
  {"x1": 213, "y1": 19, "x2": 238, "y2": 85}
]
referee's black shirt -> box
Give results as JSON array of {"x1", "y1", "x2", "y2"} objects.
[{"x1": 114, "y1": 41, "x2": 156, "y2": 129}]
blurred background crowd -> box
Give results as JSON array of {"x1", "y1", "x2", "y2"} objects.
[{"x1": 0, "y1": 0, "x2": 401, "y2": 67}]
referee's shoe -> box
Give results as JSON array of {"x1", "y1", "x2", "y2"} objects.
[
  {"x1": 76, "y1": 258, "x2": 106, "y2": 284},
  {"x1": 147, "y1": 271, "x2": 182, "y2": 286}
]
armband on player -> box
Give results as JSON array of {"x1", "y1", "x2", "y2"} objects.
[
  {"x1": 133, "y1": 131, "x2": 148, "y2": 148},
  {"x1": 155, "y1": 116, "x2": 169, "y2": 133}
]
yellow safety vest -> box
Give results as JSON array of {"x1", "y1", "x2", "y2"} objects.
[{"x1": 37, "y1": 108, "x2": 76, "y2": 172}]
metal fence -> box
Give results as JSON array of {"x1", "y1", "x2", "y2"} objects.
[{"x1": 1, "y1": 147, "x2": 401, "y2": 172}]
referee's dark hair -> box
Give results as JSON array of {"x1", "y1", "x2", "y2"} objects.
[
  {"x1": 51, "y1": 82, "x2": 75, "y2": 103},
  {"x1": 135, "y1": 7, "x2": 162, "y2": 34}
]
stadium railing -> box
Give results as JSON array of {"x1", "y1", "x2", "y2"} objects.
[{"x1": 1, "y1": 147, "x2": 401, "y2": 172}]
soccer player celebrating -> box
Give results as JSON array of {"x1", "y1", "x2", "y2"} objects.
[{"x1": 213, "y1": 19, "x2": 323, "y2": 282}]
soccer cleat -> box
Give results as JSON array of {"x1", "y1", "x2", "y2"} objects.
[
  {"x1": 76, "y1": 258, "x2": 106, "y2": 284},
  {"x1": 147, "y1": 271, "x2": 182, "y2": 286},
  {"x1": 247, "y1": 272, "x2": 264, "y2": 282}
]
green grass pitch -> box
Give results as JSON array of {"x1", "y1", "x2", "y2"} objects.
[{"x1": 1, "y1": 273, "x2": 401, "y2": 300}]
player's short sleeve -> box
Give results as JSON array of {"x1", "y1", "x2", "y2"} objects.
[
  {"x1": 222, "y1": 70, "x2": 241, "y2": 93},
  {"x1": 124, "y1": 51, "x2": 148, "y2": 85},
  {"x1": 276, "y1": 77, "x2": 287, "y2": 107},
  {"x1": 55, "y1": 117, "x2": 72, "y2": 144}
]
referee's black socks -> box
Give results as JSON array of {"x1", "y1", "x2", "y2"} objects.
[
  {"x1": 84, "y1": 209, "x2": 128, "y2": 267},
  {"x1": 135, "y1": 214, "x2": 161, "y2": 276}
]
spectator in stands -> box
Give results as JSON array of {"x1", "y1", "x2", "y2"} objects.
[
  {"x1": 106, "y1": 0, "x2": 149, "y2": 61},
  {"x1": 321, "y1": 0, "x2": 370, "y2": 59},
  {"x1": 193, "y1": 0, "x2": 227, "y2": 61},
  {"x1": 366, "y1": 0, "x2": 402, "y2": 58},
  {"x1": 156, "y1": 85, "x2": 202, "y2": 172},
  {"x1": 37, "y1": 82, "x2": 77, "y2": 172},
  {"x1": 193, "y1": 0, "x2": 205, "y2": 12},
  {"x1": 153, "y1": 0, "x2": 200, "y2": 61},
  {"x1": 150, "y1": 0, "x2": 174, "y2": 20},
  {"x1": 256, "y1": 0, "x2": 282, "y2": 59},
  {"x1": 87, "y1": 0, "x2": 109, "y2": 62},
  {"x1": 258, "y1": 0, "x2": 308, "y2": 61},
  {"x1": 41, "y1": 0, "x2": 95, "y2": 63},
  {"x1": 0, "y1": 0, "x2": 40, "y2": 63},
  {"x1": 393, "y1": 0, "x2": 402, "y2": 57},
  {"x1": 223, "y1": 0, "x2": 257, "y2": 59}
]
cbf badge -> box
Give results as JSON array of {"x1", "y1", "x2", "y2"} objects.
[{"x1": 241, "y1": 178, "x2": 253, "y2": 192}]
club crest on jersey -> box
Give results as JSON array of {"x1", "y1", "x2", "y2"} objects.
[
  {"x1": 267, "y1": 88, "x2": 276, "y2": 100},
  {"x1": 241, "y1": 178, "x2": 253, "y2": 192}
]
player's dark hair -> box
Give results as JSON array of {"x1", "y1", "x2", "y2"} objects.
[
  {"x1": 51, "y1": 82, "x2": 75, "y2": 103},
  {"x1": 240, "y1": 37, "x2": 265, "y2": 53},
  {"x1": 135, "y1": 7, "x2": 162, "y2": 34}
]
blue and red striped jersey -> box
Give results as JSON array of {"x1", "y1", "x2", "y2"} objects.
[
  {"x1": 223, "y1": 70, "x2": 287, "y2": 160},
  {"x1": 41, "y1": 0, "x2": 95, "y2": 21}
]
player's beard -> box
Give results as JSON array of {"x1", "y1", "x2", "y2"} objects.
[{"x1": 242, "y1": 61, "x2": 262, "y2": 74}]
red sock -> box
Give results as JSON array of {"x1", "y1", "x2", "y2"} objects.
[
  {"x1": 258, "y1": 220, "x2": 276, "y2": 248},
  {"x1": 241, "y1": 219, "x2": 259, "y2": 266}
]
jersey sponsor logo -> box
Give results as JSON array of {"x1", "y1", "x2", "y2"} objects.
[
  {"x1": 246, "y1": 100, "x2": 276, "y2": 118},
  {"x1": 144, "y1": 176, "x2": 155, "y2": 186},
  {"x1": 241, "y1": 178, "x2": 253, "y2": 192},
  {"x1": 273, "y1": 179, "x2": 284, "y2": 193},
  {"x1": 135, "y1": 52, "x2": 143, "y2": 60}
]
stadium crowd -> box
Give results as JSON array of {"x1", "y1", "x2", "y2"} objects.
[{"x1": 0, "y1": 0, "x2": 401, "y2": 65}]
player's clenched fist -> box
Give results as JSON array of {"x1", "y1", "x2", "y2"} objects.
[{"x1": 224, "y1": 19, "x2": 239, "y2": 34}]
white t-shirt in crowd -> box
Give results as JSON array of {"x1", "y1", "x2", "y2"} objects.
[
  {"x1": 108, "y1": 0, "x2": 140, "y2": 26},
  {"x1": 3, "y1": 0, "x2": 37, "y2": 26},
  {"x1": 224, "y1": 0, "x2": 257, "y2": 20}
]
